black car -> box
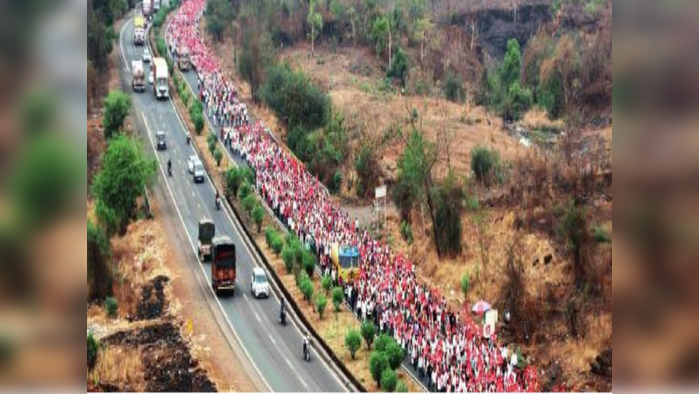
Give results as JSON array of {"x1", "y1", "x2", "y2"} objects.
[{"x1": 156, "y1": 131, "x2": 166, "y2": 150}]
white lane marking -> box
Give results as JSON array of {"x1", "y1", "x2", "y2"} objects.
[
  {"x1": 254, "y1": 312, "x2": 262, "y2": 324},
  {"x1": 285, "y1": 357, "x2": 294, "y2": 370},
  {"x1": 120, "y1": 18, "x2": 131, "y2": 73},
  {"x1": 268, "y1": 334, "x2": 276, "y2": 346},
  {"x1": 243, "y1": 293, "x2": 248, "y2": 301},
  {"x1": 140, "y1": 111, "x2": 273, "y2": 392},
  {"x1": 299, "y1": 377, "x2": 309, "y2": 390}
]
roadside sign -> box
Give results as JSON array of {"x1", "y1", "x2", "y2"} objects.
[
  {"x1": 483, "y1": 309, "x2": 498, "y2": 339},
  {"x1": 375, "y1": 185, "x2": 387, "y2": 199}
]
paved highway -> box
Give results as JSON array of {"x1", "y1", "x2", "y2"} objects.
[{"x1": 118, "y1": 12, "x2": 348, "y2": 392}]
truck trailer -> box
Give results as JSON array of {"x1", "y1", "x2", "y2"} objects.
[
  {"x1": 143, "y1": 0, "x2": 153, "y2": 18},
  {"x1": 152, "y1": 57, "x2": 169, "y2": 99},
  {"x1": 131, "y1": 60, "x2": 146, "y2": 92},
  {"x1": 133, "y1": 16, "x2": 145, "y2": 45}
]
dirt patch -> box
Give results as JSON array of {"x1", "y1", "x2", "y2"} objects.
[
  {"x1": 99, "y1": 322, "x2": 216, "y2": 392},
  {"x1": 133, "y1": 276, "x2": 170, "y2": 321}
]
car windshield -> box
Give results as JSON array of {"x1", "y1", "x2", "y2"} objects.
[
  {"x1": 157, "y1": 133, "x2": 164, "y2": 140},
  {"x1": 194, "y1": 163, "x2": 203, "y2": 172},
  {"x1": 255, "y1": 273, "x2": 267, "y2": 283}
]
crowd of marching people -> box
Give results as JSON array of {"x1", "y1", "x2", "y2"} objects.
[{"x1": 168, "y1": 0, "x2": 541, "y2": 391}]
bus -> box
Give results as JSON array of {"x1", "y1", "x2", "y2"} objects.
[
  {"x1": 330, "y1": 244, "x2": 360, "y2": 285},
  {"x1": 211, "y1": 236, "x2": 236, "y2": 294}
]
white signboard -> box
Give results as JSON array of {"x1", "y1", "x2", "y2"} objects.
[
  {"x1": 483, "y1": 309, "x2": 498, "y2": 339},
  {"x1": 375, "y1": 185, "x2": 387, "y2": 199}
]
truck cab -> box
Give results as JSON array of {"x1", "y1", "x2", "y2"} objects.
[
  {"x1": 211, "y1": 236, "x2": 236, "y2": 295},
  {"x1": 198, "y1": 219, "x2": 216, "y2": 261},
  {"x1": 331, "y1": 244, "x2": 360, "y2": 285}
]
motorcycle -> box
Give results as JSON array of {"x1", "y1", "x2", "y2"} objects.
[
  {"x1": 167, "y1": 161, "x2": 172, "y2": 177},
  {"x1": 302, "y1": 338, "x2": 311, "y2": 362},
  {"x1": 280, "y1": 308, "x2": 287, "y2": 326},
  {"x1": 186, "y1": 134, "x2": 191, "y2": 145},
  {"x1": 215, "y1": 196, "x2": 221, "y2": 210}
]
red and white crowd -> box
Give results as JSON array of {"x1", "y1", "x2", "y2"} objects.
[{"x1": 168, "y1": 0, "x2": 542, "y2": 391}]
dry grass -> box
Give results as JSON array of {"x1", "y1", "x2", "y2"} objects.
[
  {"x1": 93, "y1": 346, "x2": 145, "y2": 391},
  {"x1": 521, "y1": 108, "x2": 565, "y2": 132}
]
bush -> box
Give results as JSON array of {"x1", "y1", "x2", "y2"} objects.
[
  {"x1": 270, "y1": 233, "x2": 284, "y2": 255},
  {"x1": 471, "y1": 146, "x2": 502, "y2": 187},
  {"x1": 87, "y1": 333, "x2": 99, "y2": 370},
  {"x1": 361, "y1": 321, "x2": 376, "y2": 350},
  {"x1": 315, "y1": 293, "x2": 327, "y2": 319},
  {"x1": 227, "y1": 167, "x2": 244, "y2": 198},
  {"x1": 385, "y1": 341, "x2": 405, "y2": 370},
  {"x1": 332, "y1": 287, "x2": 344, "y2": 312},
  {"x1": 214, "y1": 148, "x2": 223, "y2": 166},
  {"x1": 505, "y1": 81, "x2": 533, "y2": 121},
  {"x1": 102, "y1": 90, "x2": 131, "y2": 140},
  {"x1": 238, "y1": 181, "x2": 252, "y2": 200},
  {"x1": 444, "y1": 74, "x2": 464, "y2": 103},
  {"x1": 369, "y1": 351, "x2": 389, "y2": 386},
  {"x1": 321, "y1": 275, "x2": 332, "y2": 294},
  {"x1": 381, "y1": 369, "x2": 398, "y2": 392},
  {"x1": 189, "y1": 100, "x2": 203, "y2": 120},
  {"x1": 396, "y1": 380, "x2": 408, "y2": 392},
  {"x1": 345, "y1": 329, "x2": 361, "y2": 359},
  {"x1": 300, "y1": 276, "x2": 314, "y2": 304},
  {"x1": 461, "y1": 273, "x2": 470, "y2": 300},
  {"x1": 252, "y1": 204, "x2": 265, "y2": 233},
  {"x1": 192, "y1": 112, "x2": 205, "y2": 135},
  {"x1": 104, "y1": 297, "x2": 118, "y2": 318},
  {"x1": 242, "y1": 194, "x2": 257, "y2": 213},
  {"x1": 386, "y1": 47, "x2": 409, "y2": 88},
  {"x1": 331, "y1": 170, "x2": 343, "y2": 194},
  {"x1": 374, "y1": 334, "x2": 391, "y2": 353},
  {"x1": 593, "y1": 224, "x2": 610, "y2": 244},
  {"x1": 302, "y1": 251, "x2": 316, "y2": 278},
  {"x1": 282, "y1": 244, "x2": 295, "y2": 274},
  {"x1": 265, "y1": 227, "x2": 276, "y2": 248},
  {"x1": 88, "y1": 219, "x2": 112, "y2": 301},
  {"x1": 399, "y1": 221, "x2": 413, "y2": 244},
  {"x1": 207, "y1": 132, "x2": 217, "y2": 155}
]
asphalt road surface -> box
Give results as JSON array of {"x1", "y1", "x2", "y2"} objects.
[{"x1": 118, "y1": 13, "x2": 348, "y2": 393}]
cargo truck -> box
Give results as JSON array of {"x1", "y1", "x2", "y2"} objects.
[
  {"x1": 131, "y1": 60, "x2": 146, "y2": 92},
  {"x1": 133, "y1": 16, "x2": 145, "y2": 46},
  {"x1": 154, "y1": 0, "x2": 161, "y2": 12},
  {"x1": 152, "y1": 57, "x2": 169, "y2": 99},
  {"x1": 143, "y1": 0, "x2": 153, "y2": 18},
  {"x1": 176, "y1": 47, "x2": 192, "y2": 71},
  {"x1": 211, "y1": 236, "x2": 236, "y2": 295}
]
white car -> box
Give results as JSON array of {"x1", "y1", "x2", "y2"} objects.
[
  {"x1": 142, "y1": 47, "x2": 152, "y2": 63},
  {"x1": 251, "y1": 267, "x2": 270, "y2": 299},
  {"x1": 187, "y1": 156, "x2": 205, "y2": 183},
  {"x1": 148, "y1": 70, "x2": 154, "y2": 85}
]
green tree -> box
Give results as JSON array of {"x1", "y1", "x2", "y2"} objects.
[
  {"x1": 252, "y1": 204, "x2": 265, "y2": 233},
  {"x1": 214, "y1": 147, "x2": 224, "y2": 167},
  {"x1": 374, "y1": 334, "x2": 392, "y2": 353},
  {"x1": 227, "y1": 167, "x2": 244, "y2": 198},
  {"x1": 87, "y1": 333, "x2": 99, "y2": 371},
  {"x1": 332, "y1": 286, "x2": 344, "y2": 313},
  {"x1": 302, "y1": 250, "x2": 316, "y2": 278},
  {"x1": 237, "y1": 25, "x2": 275, "y2": 103},
  {"x1": 433, "y1": 170, "x2": 465, "y2": 257},
  {"x1": 354, "y1": 143, "x2": 380, "y2": 198},
  {"x1": 91, "y1": 135, "x2": 157, "y2": 235},
  {"x1": 502, "y1": 39, "x2": 523, "y2": 89},
  {"x1": 315, "y1": 293, "x2": 327, "y2": 319},
  {"x1": 238, "y1": 181, "x2": 252, "y2": 200},
  {"x1": 412, "y1": 16, "x2": 432, "y2": 64},
  {"x1": 270, "y1": 233, "x2": 284, "y2": 255},
  {"x1": 88, "y1": 219, "x2": 113, "y2": 301},
  {"x1": 282, "y1": 244, "x2": 295, "y2": 274},
  {"x1": 559, "y1": 202, "x2": 590, "y2": 286},
  {"x1": 461, "y1": 273, "x2": 470, "y2": 302},
  {"x1": 321, "y1": 275, "x2": 332, "y2": 294},
  {"x1": 371, "y1": 16, "x2": 389, "y2": 59},
  {"x1": 381, "y1": 369, "x2": 398, "y2": 391},
  {"x1": 369, "y1": 351, "x2": 389, "y2": 386},
  {"x1": 102, "y1": 90, "x2": 131, "y2": 140},
  {"x1": 307, "y1": 0, "x2": 323, "y2": 57},
  {"x1": 385, "y1": 341, "x2": 405, "y2": 370},
  {"x1": 205, "y1": 0, "x2": 234, "y2": 42},
  {"x1": 300, "y1": 276, "x2": 315, "y2": 304},
  {"x1": 386, "y1": 47, "x2": 409, "y2": 87},
  {"x1": 10, "y1": 135, "x2": 84, "y2": 228},
  {"x1": 444, "y1": 74, "x2": 464, "y2": 103},
  {"x1": 345, "y1": 329, "x2": 361, "y2": 359},
  {"x1": 505, "y1": 81, "x2": 533, "y2": 121},
  {"x1": 88, "y1": 2, "x2": 115, "y2": 72},
  {"x1": 361, "y1": 321, "x2": 376, "y2": 350},
  {"x1": 396, "y1": 380, "x2": 408, "y2": 392}
]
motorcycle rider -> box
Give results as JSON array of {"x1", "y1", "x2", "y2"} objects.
[
  {"x1": 303, "y1": 334, "x2": 311, "y2": 360},
  {"x1": 215, "y1": 191, "x2": 221, "y2": 210},
  {"x1": 167, "y1": 159, "x2": 172, "y2": 176},
  {"x1": 186, "y1": 133, "x2": 191, "y2": 145},
  {"x1": 280, "y1": 297, "x2": 287, "y2": 325}
]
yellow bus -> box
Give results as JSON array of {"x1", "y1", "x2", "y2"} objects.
[{"x1": 330, "y1": 244, "x2": 360, "y2": 285}]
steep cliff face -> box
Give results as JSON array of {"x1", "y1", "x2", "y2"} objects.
[{"x1": 469, "y1": 3, "x2": 553, "y2": 63}]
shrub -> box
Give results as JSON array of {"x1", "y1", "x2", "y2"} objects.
[
  {"x1": 302, "y1": 251, "x2": 316, "y2": 278},
  {"x1": 321, "y1": 275, "x2": 332, "y2": 294},
  {"x1": 238, "y1": 181, "x2": 252, "y2": 200},
  {"x1": 331, "y1": 170, "x2": 343, "y2": 194},
  {"x1": 444, "y1": 74, "x2": 464, "y2": 103},
  {"x1": 300, "y1": 276, "x2": 314, "y2": 304},
  {"x1": 345, "y1": 329, "x2": 361, "y2": 359},
  {"x1": 593, "y1": 224, "x2": 610, "y2": 244},
  {"x1": 399, "y1": 221, "x2": 413, "y2": 244},
  {"x1": 265, "y1": 227, "x2": 276, "y2": 248},
  {"x1": 381, "y1": 369, "x2": 398, "y2": 392},
  {"x1": 332, "y1": 287, "x2": 344, "y2": 312},
  {"x1": 369, "y1": 351, "x2": 389, "y2": 386},
  {"x1": 104, "y1": 297, "x2": 118, "y2": 318},
  {"x1": 207, "y1": 132, "x2": 217, "y2": 155},
  {"x1": 361, "y1": 321, "x2": 376, "y2": 350},
  {"x1": 87, "y1": 333, "x2": 99, "y2": 370},
  {"x1": 270, "y1": 233, "x2": 284, "y2": 255},
  {"x1": 192, "y1": 112, "x2": 205, "y2": 135},
  {"x1": 387, "y1": 47, "x2": 409, "y2": 87},
  {"x1": 315, "y1": 293, "x2": 327, "y2": 319},
  {"x1": 242, "y1": 194, "x2": 257, "y2": 213},
  {"x1": 396, "y1": 380, "x2": 408, "y2": 392},
  {"x1": 102, "y1": 90, "x2": 131, "y2": 140},
  {"x1": 505, "y1": 81, "x2": 533, "y2": 121},
  {"x1": 88, "y1": 219, "x2": 112, "y2": 301},
  {"x1": 374, "y1": 334, "x2": 391, "y2": 353},
  {"x1": 252, "y1": 204, "x2": 265, "y2": 233},
  {"x1": 282, "y1": 244, "x2": 295, "y2": 274},
  {"x1": 214, "y1": 148, "x2": 223, "y2": 166},
  {"x1": 385, "y1": 341, "x2": 405, "y2": 370},
  {"x1": 471, "y1": 146, "x2": 502, "y2": 187},
  {"x1": 227, "y1": 167, "x2": 244, "y2": 198},
  {"x1": 461, "y1": 273, "x2": 470, "y2": 300}
]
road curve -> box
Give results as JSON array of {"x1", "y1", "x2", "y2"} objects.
[{"x1": 118, "y1": 11, "x2": 348, "y2": 393}]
